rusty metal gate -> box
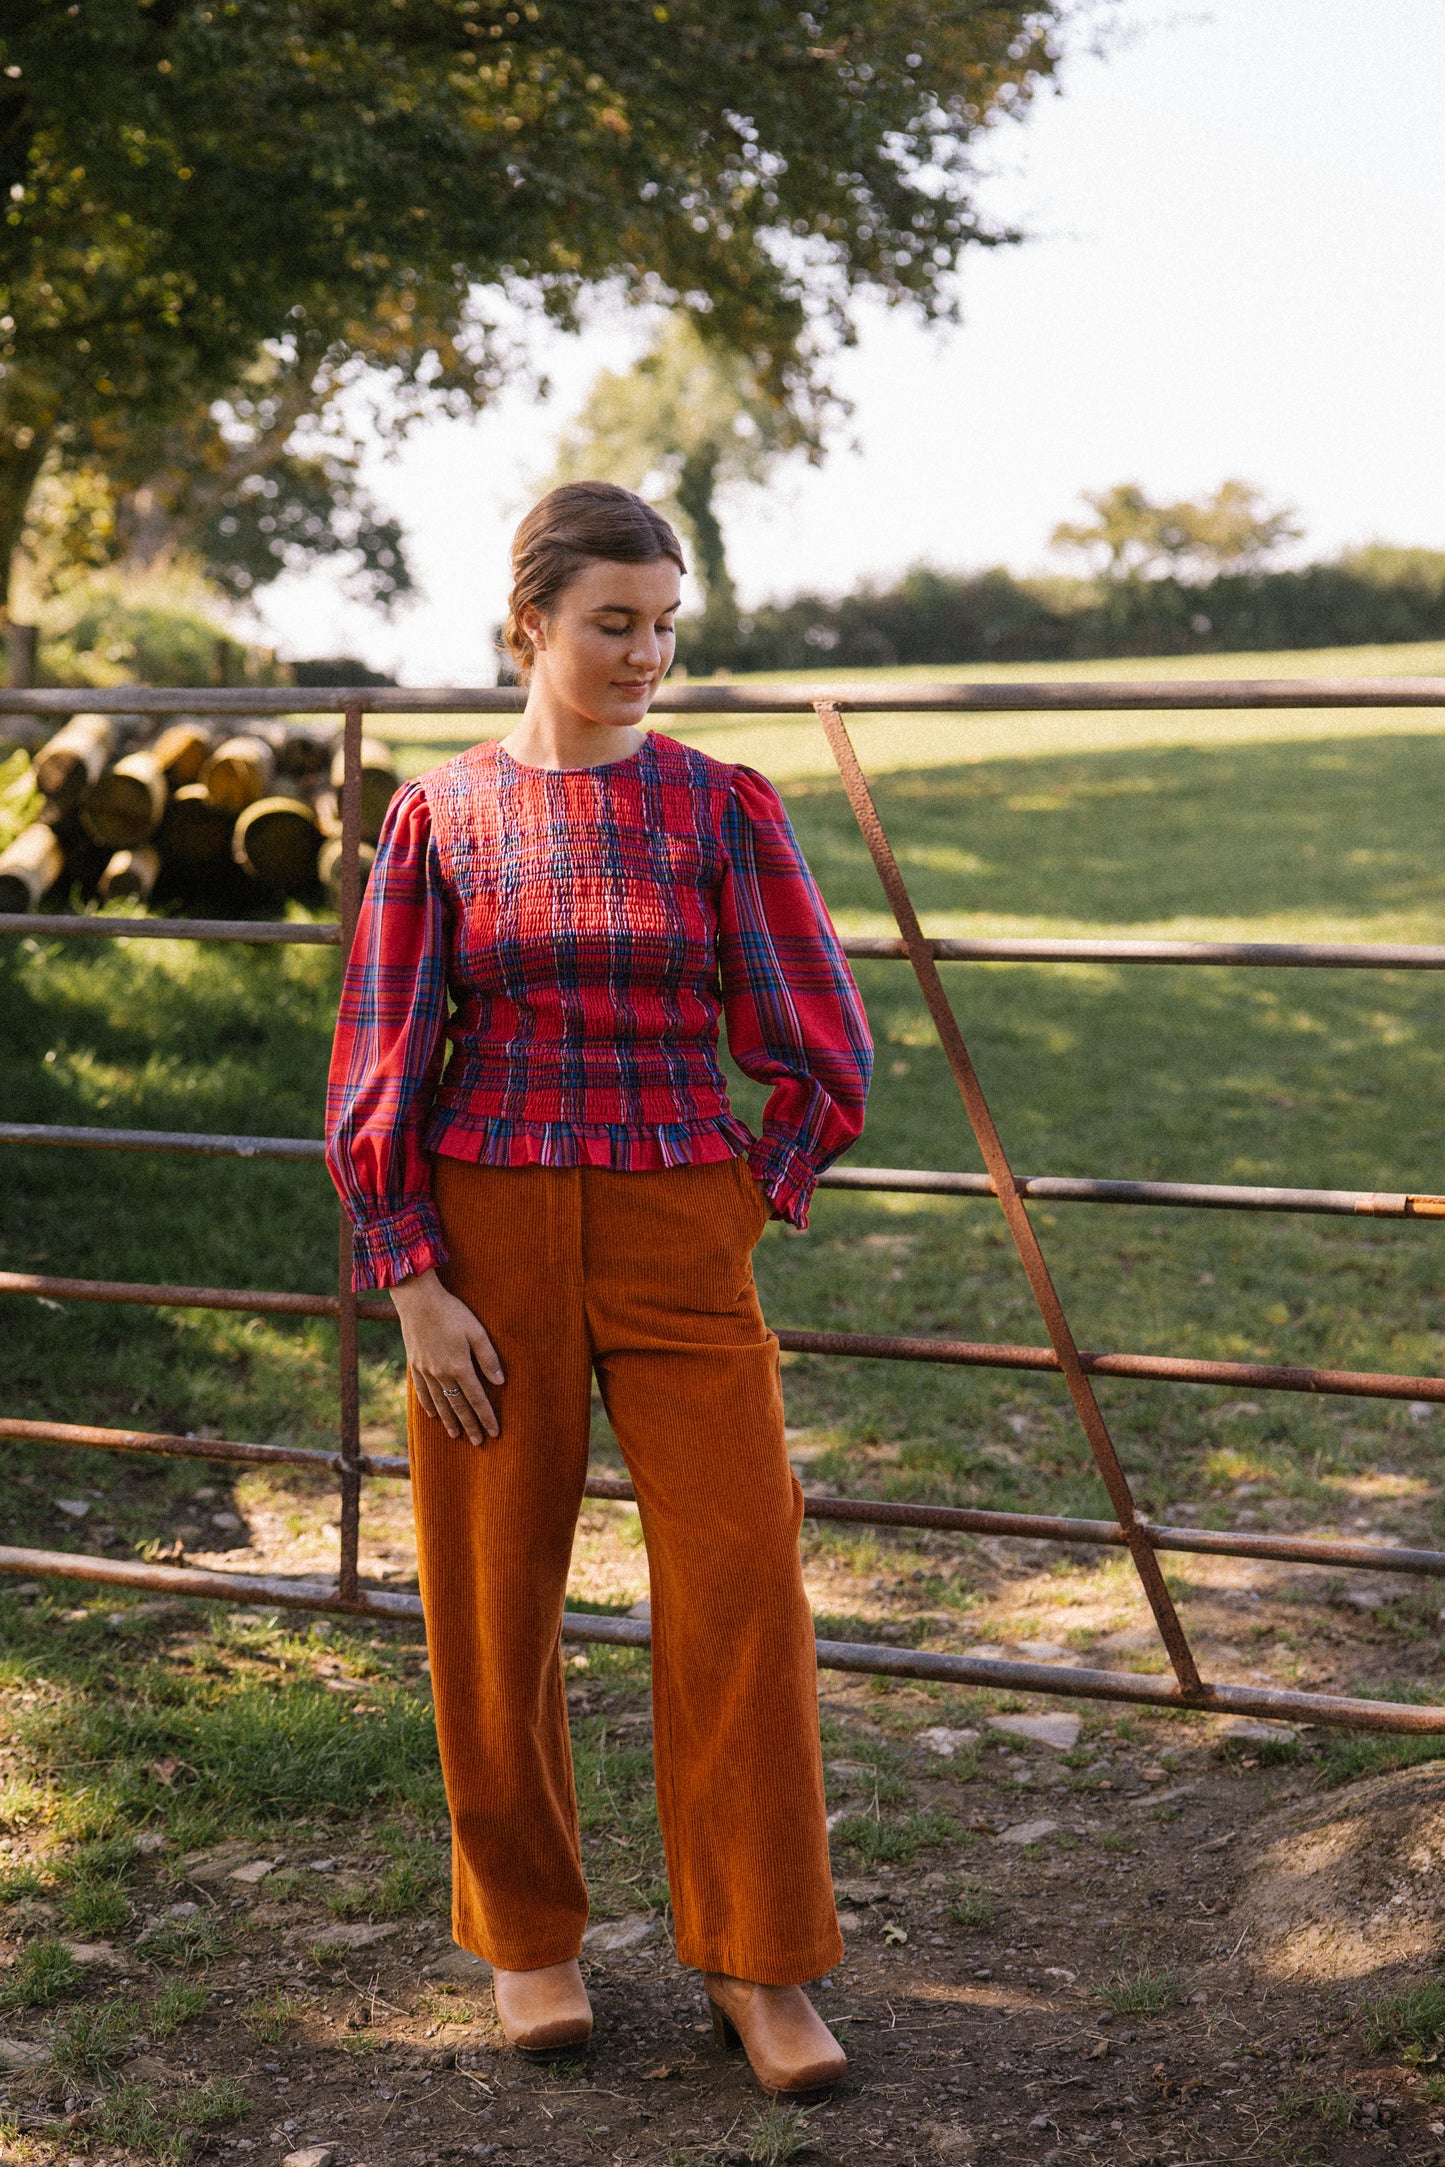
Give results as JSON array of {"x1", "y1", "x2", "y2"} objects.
[{"x1": 4, "y1": 676, "x2": 1445, "y2": 1738}]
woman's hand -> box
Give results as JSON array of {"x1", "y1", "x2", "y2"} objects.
[{"x1": 390, "y1": 1267, "x2": 505, "y2": 1443}]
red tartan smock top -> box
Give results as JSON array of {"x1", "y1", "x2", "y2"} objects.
[{"x1": 325, "y1": 732, "x2": 873, "y2": 1291}]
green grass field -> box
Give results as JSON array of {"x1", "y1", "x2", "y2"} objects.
[
  {"x1": 4, "y1": 642, "x2": 1445, "y2": 1548},
  {"x1": 379, "y1": 636, "x2": 1445, "y2": 784}
]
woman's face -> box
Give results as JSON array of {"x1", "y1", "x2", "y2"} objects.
[{"x1": 523, "y1": 556, "x2": 681, "y2": 729}]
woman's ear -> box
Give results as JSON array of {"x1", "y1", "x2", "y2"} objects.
[{"x1": 519, "y1": 601, "x2": 547, "y2": 654}]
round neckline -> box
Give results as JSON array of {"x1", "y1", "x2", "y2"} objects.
[{"x1": 494, "y1": 732, "x2": 653, "y2": 777}]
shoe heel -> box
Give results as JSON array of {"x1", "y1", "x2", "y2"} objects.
[{"x1": 710, "y1": 2002, "x2": 741, "y2": 2051}]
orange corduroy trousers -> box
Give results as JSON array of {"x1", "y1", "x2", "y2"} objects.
[{"x1": 408, "y1": 1153, "x2": 843, "y2": 1987}]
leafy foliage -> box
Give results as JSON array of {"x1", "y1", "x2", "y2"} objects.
[
  {"x1": 1050, "y1": 479, "x2": 1303, "y2": 583},
  {"x1": 16, "y1": 396, "x2": 413, "y2": 614},
  {"x1": 681, "y1": 543, "x2": 1445, "y2": 672},
  {"x1": 546, "y1": 316, "x2": 804, "y2": 663},
  {"x1": 30, "y1": 564, "x2": 267, "y2": 689},
  {"x1": 0, "y1": 0, "x2": 1067, "y2": 599}
]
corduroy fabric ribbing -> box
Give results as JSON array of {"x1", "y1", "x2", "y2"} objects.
[{"x1": 409, "y1": 1153, "x2": 844, "y2": 1986}]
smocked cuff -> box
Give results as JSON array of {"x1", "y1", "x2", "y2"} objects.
[
  {"x1": 349, "y1": 1201, "x2": 450, "y2": 1292},
  {"x1": 747, "y1": 1134, "x2": 822, "y2": 1231}
]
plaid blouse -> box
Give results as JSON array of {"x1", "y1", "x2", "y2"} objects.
[{"x1": 326, "y1": 732, "x2": 872, "y2": 1289}]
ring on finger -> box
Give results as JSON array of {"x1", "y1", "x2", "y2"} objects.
[{"x1": 440, "y1": 1385, "x2": 464, "y2": 1399}]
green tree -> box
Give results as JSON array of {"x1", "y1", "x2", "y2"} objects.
[
  {"x1": 546, "y1": 316, "x2": 800, "y2": 661},
  {"x1": 1, "y1": 0, "x2": 1068, "y2": 617},
  {"x1": 1051, "y1": 478, "x2": 1303, "y2": 583},
  {"x1": 16, "y1": 364, "x2": 412, "y2": 613}
]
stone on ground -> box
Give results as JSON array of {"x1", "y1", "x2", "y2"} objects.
[
  {"x1": 582, "y1": 1914, "x2": 656, "y2": 1953},
  {"x1": 0, "y1": 2038, "x2": 49, "y2": 2070},
  {"x1": 917, "y1": 1726, "x2": 979, "y2": 1757},
  {"x1": 424, "y1": 1945, "x2": 491, "y2": 1980},
  {"x1": 312, "y1": 1922, "x2": 397, "y2": 1950},
  {"x1": 987, "y1": 1712, "x2": 1081, "y2": 1751},
  {"x1": 999, "y1": 1817, "x2": 1059, "y2": 1846}
]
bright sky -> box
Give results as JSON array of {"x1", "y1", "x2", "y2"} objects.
[{"x1": 248, "y1": 0, "x2": 1445, "y2": 685}]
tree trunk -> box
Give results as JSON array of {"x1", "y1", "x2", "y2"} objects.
[
  {"x1": 0, "y1": 428, "x2": 50, "y2": 620},
  {"x1": 675, "y1": 450, "x2": 739, "y2": 667}
]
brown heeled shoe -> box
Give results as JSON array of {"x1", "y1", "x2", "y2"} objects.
[
  {"x1": 702, "y1": 1971, "x2": 847, "y2": 2097},
  {"x1": 491, "y1": 1958, "x2": 593, "y2": 2054}
]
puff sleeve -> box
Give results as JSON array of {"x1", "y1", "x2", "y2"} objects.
[
  {"x1": 717, "y1": 765, "x2": 873, "y2": 1227},
  {"x1": 325, "y1": 781, "x2": 452, "y2": 1289}
]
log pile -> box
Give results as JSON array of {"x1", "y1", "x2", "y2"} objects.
[{"x1": 0, "y1": 713, "x2": 396, "y2": 916}]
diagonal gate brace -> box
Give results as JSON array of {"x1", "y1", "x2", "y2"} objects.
[{"x1": 814, "y1": 698, "x2": 1203, "y2": 1697}]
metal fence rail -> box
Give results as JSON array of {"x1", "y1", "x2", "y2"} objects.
[
  {"x1": 3, "y1": 678, "x2": 1445, "y2": 1732},
  {"x1": 5, "y1": 1124, "x2": 1444, "y2": 1220}
]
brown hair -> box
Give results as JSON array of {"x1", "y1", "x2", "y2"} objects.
[{"x1": 503, "y1": 482, "x2": 686, "y2": 677}]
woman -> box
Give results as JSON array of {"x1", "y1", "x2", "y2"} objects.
[{"x1": 326, "y1": 482, "x2": 872, "y2": 2097}]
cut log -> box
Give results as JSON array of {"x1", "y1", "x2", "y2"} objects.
[
  {"x1": 234, "y1": 794, "x2": 321, "y2": 895},
  {"x1": 277, "y1": 728, "x2": 334, "y2": 782},
  {"x1": 329, "y1": 736, "x2": 399, "y2": 844},
  {"x1": 0, "y1": 821, "x2": 65, "y2": 912},
  {"x1": 79, "y1": 749, "x2": 168, "y2": 850},
  {"x1": 33, "y1": 714, "x2": 116, "y2": 808},
  {"x1": 318, "y1": 836, "x2": 376, "y2": 907},
  {"x1": 158, "y1": 783, "x2": 233, "y2": 868},
  {"x1": 201, "y1": 734, "x2": 275, "y2": 816},
  {"x1": 151, "y1": 721, "x2": 215, "y2": 786},
  {"x1": 312, "y1": 786, "x2": 341, "y2": 839},
  {"x1": 98, "y1": 844, "x2": 161, "y2": 904}
]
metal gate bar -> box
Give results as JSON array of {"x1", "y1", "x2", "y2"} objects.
[
  {"x1": 0, "y1": 915, "x2": 343, "y2": 944},
  {"x1": 7, "y1": 1126, "x2": 1445, "y2": 1222},
  {"x1": 4, "y1": 675, "x2": 1445, "y2": 714},
  {"x1": 8, "y1": 1270, "x2": 1445, "y2": 1407},
  {"x1": 6, "y1": 1412, "x2": 1444, "y2": 1580},
  {"x1": 10, "y1": 913, "x2": 1445, "y2": 973},
  {"x1": 334, "y1": 701, "x2": 364, "y2": 1605},
  {"x1": 4, "y1": 1539, "x2": 1438, "y2": 1735},
  {"x1": 815, "y1": 701, "x2": 1200, "y2": 1695},
  {"x1": 3, "y1": 681, "x2": 1445, "y2": 1730}
]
